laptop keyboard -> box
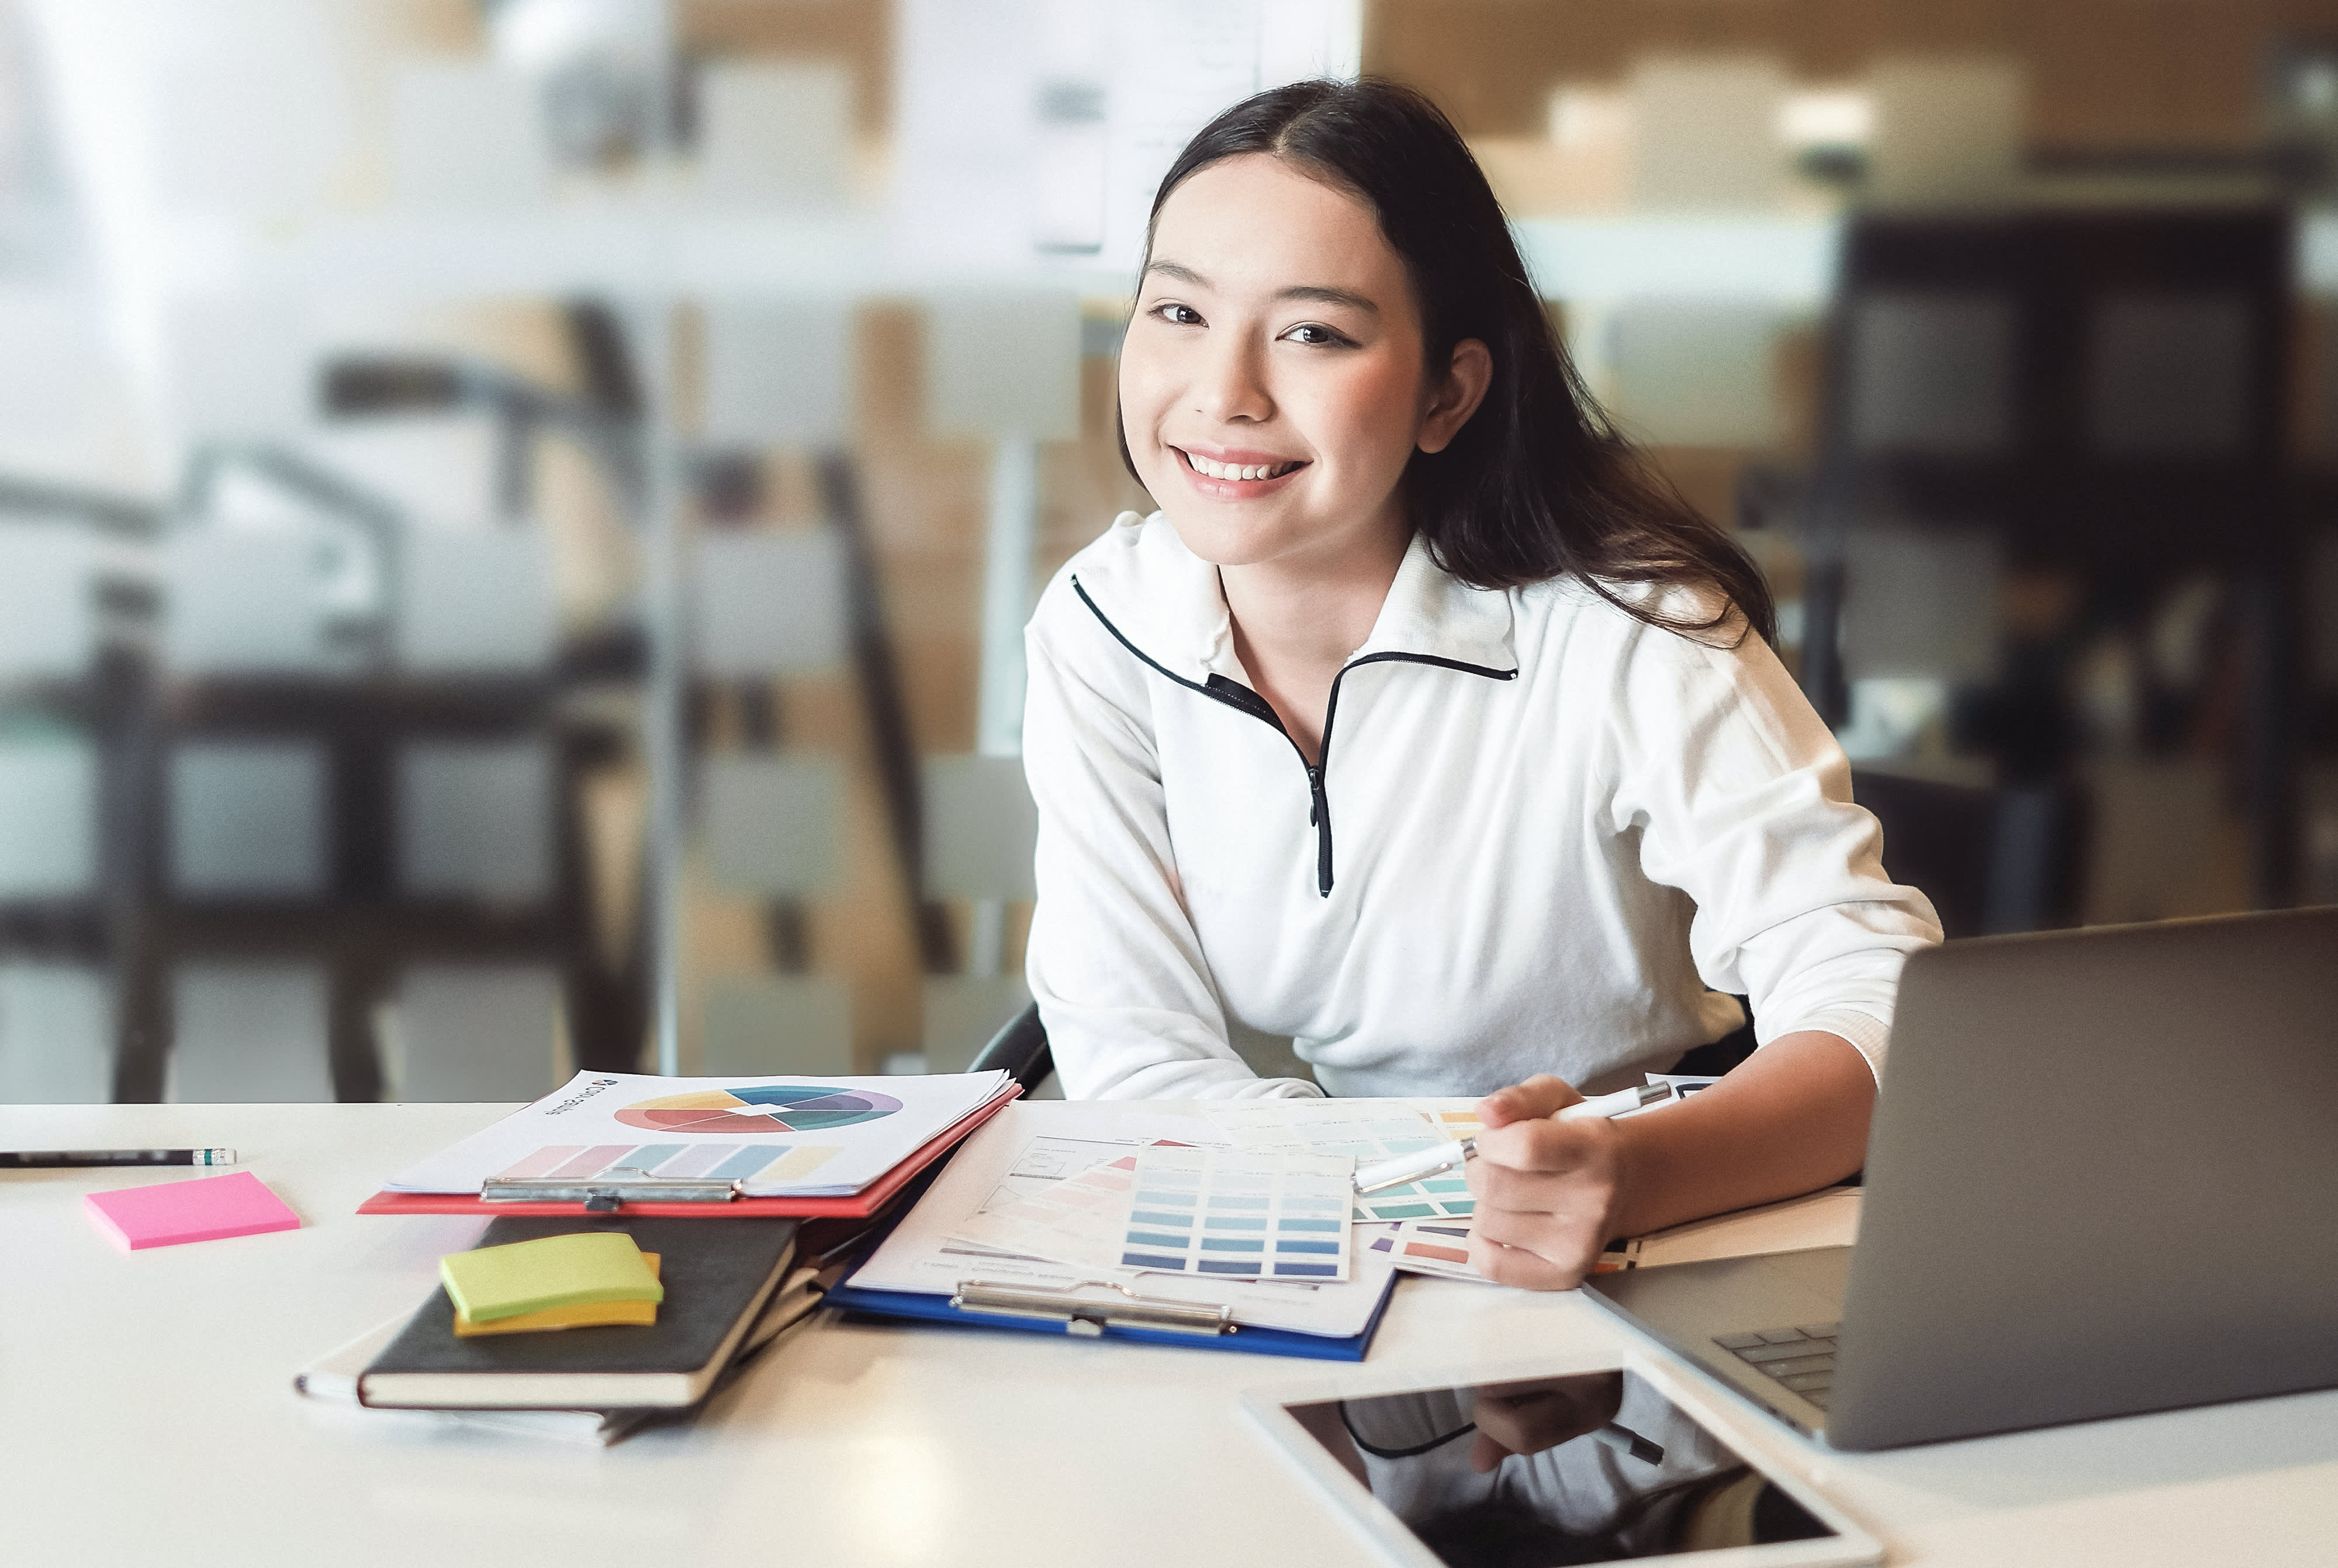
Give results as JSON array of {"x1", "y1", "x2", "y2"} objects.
[{"x1": 1714, "y1": 1322, "x2": 1839, "y2": 1411}]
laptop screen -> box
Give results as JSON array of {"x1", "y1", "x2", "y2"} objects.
[{"x1": 1282, "y1": 1369, "x2": 1838, "y2": 1564}]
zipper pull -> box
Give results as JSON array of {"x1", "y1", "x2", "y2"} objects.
[{"x1": 1306, "y1": 767, "x2": 1333, "y2": 896}]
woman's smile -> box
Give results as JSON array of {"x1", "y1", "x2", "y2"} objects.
[{"x1": 1174, "y1": 444, "x2": 1311, "y2": 495}]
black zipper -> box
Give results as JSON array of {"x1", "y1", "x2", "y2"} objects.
[{"x1": 1073, "y1": 576, "x2": 1517, "y2": 897}]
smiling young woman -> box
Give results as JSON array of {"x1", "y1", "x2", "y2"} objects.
[{"x1": 1019, "y1": 80, "x2": 1942, "y2": 1290}]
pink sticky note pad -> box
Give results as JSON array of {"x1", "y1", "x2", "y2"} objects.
[{"x1": 83, "y1": 1171, "x2": 301, "y2": 1251}]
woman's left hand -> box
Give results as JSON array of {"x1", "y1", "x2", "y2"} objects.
[{"x1": 1464, "y1": 1074, "x2": 1628, "y2": 1290}]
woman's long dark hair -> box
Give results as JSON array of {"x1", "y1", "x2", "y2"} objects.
[{"x1": 1125, "y1": 78, "x2": 1775, "y2": 646}]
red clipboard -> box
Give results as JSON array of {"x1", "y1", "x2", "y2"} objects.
[{"x1": 355, "y1": 1085, "x2": 1021, "y2": 1220}]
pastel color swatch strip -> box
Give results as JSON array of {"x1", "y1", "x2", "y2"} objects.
[
  {"x1": 1203, "y1": 1100, "x2": 1479, "y2": 1222},
  {"x1": 943, "y1": 1152, "x2": 1142, "y2": 1269},
  {"x1": 1366, "y1": 1219, "x2": 1489, "y2": 1282},
  {"x1": 489, "y1": 1140, "x2": 841, "y2": 1188}
]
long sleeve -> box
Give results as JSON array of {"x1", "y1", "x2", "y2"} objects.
[
  {"x1": 1021, "y1": 598, "x2": 1324, "y2": 1100},
  {"x1": 1601, "y1": 614, "x2": 1943, "y2": 1083}
]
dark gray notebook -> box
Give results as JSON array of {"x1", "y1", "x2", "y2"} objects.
[{"x1": 359, "y1": 1216, "x2": 798, "y2": 1410}]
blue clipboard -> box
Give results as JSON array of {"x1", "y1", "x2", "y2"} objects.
[{"x1": 824, "y1": 1266, "x2": 1397, "y2": 1361}]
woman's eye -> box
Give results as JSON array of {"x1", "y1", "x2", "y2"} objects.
[
  {"x1": 1151, "y1": 302, "x2": 1203, "y2": 326},
  {"x1": 1283, "y1": 323, "x2": 1348, "y2": 347}
]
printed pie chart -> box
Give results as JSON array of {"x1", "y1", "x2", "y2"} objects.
[{"x1": 615, "y1": 1085, "x2": 904, "y2": 1135}]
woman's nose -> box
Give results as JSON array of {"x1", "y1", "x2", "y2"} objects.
[{"x1": 1192, "y1": 334, "x2": 1274, "y2": 424}]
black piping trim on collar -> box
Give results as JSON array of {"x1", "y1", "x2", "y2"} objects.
[
  {"x1": 1070, "y1": 572, "x2": 1519, "y2": 897},
  {"x1": 1070, "y1": 576, "x2": 1277, "y2": 724},
  {"x1": 1070, "y1": 576, "x2": 1520, "y2": 689},
  {"x1": 1340, "y1": 649, "x2": 1519, "y2": 682}
]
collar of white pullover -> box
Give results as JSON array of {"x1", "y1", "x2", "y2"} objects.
[
  {"x1": 1070, "y1": 510, "x2": 1520, "y2": 691},
  {"x1": 1068, "y1": 514, "x2": 1520, "y2": 898}
]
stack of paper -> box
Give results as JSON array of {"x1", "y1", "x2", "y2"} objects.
[
  {"x1": 848, "y1": 1106, "x2": 1400, "y2": 1344},
  {"x1": 295, "y1": 1262, "x2": 829, "y2": 1446},
  {"x1": 1365, "y1": 1188, "x2": 1867, "y2": 1285},
  {"x1": 440, "y1": 1232, "x2": 665, "y2": 1336},
  {"x1": 382, "y1": 1069, "x2": 1018, "y2": 1199}
]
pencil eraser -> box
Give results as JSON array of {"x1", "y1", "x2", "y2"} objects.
[{"x1": 83, "y1": 1170, "x2": 302, "y2": 1250}]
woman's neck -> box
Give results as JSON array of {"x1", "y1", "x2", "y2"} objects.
[{"x1": 1219, "y1": 520, "x2": 1411, "y2": 764}]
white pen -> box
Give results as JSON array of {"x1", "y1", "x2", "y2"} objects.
[{"x1": 1351, "y1": 1082, "x2": 1676, "y2": 1195}]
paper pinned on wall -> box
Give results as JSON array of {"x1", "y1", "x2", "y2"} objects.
[
  {"x1": 891, "y1": 0, "x2": 1360, "y2": 269},
  {"x1": 1098, "y1": 0, "x2": 1362, "y2": 268}
]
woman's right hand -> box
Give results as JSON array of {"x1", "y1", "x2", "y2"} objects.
[{"x1": 1465, "y1": 1074, "x2": 1631, "y2": 1291}]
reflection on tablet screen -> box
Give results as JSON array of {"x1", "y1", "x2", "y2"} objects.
[{"x1": 1283, "y1": 1370, "x2": 1835, "y2": 1565}]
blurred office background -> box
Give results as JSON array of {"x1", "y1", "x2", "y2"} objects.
[{"x1": 1, "y1": 0, "x2": 2333, "y2": 1105}]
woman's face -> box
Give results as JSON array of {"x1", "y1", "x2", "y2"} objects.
[{"x1": 1119, "y1": 153, "x2": 1486, "y2": 575}]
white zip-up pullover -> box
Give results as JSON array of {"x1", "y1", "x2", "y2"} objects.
[{"x1": 1022, "y1": 510, "x2": 1942, "y2": 1101}]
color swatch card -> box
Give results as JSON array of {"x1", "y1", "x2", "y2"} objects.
[
  {"x1": 945, "y1": 1150, "x2": 1142, "y2": 1270},
  {"x1": 1364, "y1": 1219, "x2": 1489, "y2": 1282},
  {"x1": 1204, "y1": 1100, "x2": 1478, "y2": 1223},
  {"x1": 82, "y1": 1171, "x2": 301, "y2": 1251},
  {"x1": 1118, "y1": 1147, "x2": 1354, "y2": 1280}
]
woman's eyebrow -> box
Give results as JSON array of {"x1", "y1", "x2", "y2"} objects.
[
  {"x1": 1142, "y1": 261, "x2": 1378, "y2": 316},
  {"x1": 1277, "y1": 285, "x2": 1378, "y2": 314}
]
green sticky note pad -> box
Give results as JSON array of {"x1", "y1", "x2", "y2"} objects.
[{"x1": 440, "y1": 1232, "x2": 666, "y2": 1324}]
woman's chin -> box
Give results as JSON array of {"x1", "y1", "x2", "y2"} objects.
[{"x1": 1156, "y1": 508, "x2": 1293, "y2": 570}]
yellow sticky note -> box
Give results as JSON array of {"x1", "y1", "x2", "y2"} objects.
[
  {"x1": 453, "y1": 1256, "x2": 662, "y2": 1337},
  {"x1": 440, "y1": 1231, "x2": 664, "y2": 1324}
]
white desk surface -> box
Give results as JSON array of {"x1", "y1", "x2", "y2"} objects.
[{"x1": 7, "y1": 1099, "x2": 2337, "y2": 1568}]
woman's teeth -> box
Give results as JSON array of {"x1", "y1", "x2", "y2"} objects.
[{"x1": 1187, "y1": 452, "x2": 1299, "y2": 482}]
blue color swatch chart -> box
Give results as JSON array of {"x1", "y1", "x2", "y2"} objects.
[{"x1": 1118, "y1": 1147, "x2": 1354, "y2": 1280}]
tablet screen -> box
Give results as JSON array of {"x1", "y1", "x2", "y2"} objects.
[{"x1": 1282, "y1": 1369, "x2": 1837, "y2": 1565}]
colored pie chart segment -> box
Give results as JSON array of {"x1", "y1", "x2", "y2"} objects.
[{"x1": 615, "y1": 1085, "x2": 904, "y2": 1136}]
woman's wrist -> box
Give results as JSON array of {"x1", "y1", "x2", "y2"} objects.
[
  {"x1": 1597, "y1": 1032, "x2": 1876, "y2": 1242},
  {"x1": 1602, "y1": 1110, "x2": 1677, "y2": 1242}
]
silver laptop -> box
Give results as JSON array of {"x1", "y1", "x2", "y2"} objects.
[{"x1": 1584, "y1": 906, "x2": 2338, "y2": 1451}]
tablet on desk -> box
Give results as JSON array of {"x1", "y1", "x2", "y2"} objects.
[{"x1": 1243, "y1": 1359, "x2": 1880, "y2": 1568}]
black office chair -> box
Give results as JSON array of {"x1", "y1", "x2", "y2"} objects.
[
  {"x1": 966, "y1": 996, "x2": 1764, "y2": 1096},
  {"x1": 1851, "y1": 767, "x2": 2084, "y2": 938},
  {"x1": 968, "y1": 999, "x2": 1054, "y2": 1094}
]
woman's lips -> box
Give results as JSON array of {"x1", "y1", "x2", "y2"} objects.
[{"x1": 1174, "y1": 446, "x2": 1309, "y2": 497}]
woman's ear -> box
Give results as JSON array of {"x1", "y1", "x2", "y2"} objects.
[{"x1": 1417, "y1": 338, "x2": 1493, "y2": 455}]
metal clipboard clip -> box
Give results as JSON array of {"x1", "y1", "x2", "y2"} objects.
[
  {"x1": 480, "y1": 1174, "x2": 741, "y2": 1210},
  {"x1": 950, "y1": 1279, "x2": 1237, "y2": 1338}
]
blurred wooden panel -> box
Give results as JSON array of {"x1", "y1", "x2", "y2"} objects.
[
  {"x1": 680, "y1": 0, "x2": 893, "y2": 140},
  {"x1": 1364, "y1": 0, "x2": 2319, "y2": 153}
]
